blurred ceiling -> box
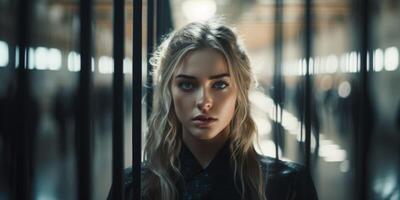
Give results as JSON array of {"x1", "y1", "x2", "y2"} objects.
[{"x1": 0, "y1": 0, "x2": 349, "y2": 55}]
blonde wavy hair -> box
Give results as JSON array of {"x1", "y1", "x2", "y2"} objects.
[{"x1": 143, "y1": 21, "x2": 266, "y2": 200}]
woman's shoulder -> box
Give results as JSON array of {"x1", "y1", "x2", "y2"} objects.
[
  {"x1": 257, "y1": 155, "x2": 305, "y2": 177},
  {"x1": 257, "y1": 155, "x2": 319, "y2": 200},
  {"x1": 122, "y1": 162, "x2": 150, "y2": 185},
  {"x1": 107, "y1": 163, "x2": 149, "y2": 200},
  {"x1": 118, "y1": 158, "x2": 318, "y2": 199}
]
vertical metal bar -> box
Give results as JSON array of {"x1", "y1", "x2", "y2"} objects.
[
  {"x1": 274, "y1": 108, "x2": 279, "y2": 159},
  {"x1": 155, "y1": 0, "x2": 173, "y2": 40},
  {"x1": 356, "y1": 0, "x2": 371, "y2": 198},
  {"x1": 132, "y1": 0, "x2": 143, "y2": 199},
  {"x1": 273, "y1": 0, "x2": 283, "y2": 160},
  {"x1": 112, "y1": 0, "x2": 125, "y2": 199},
  {"x1": 12, "y1": 0, "x2": 32, "y2": 199},
  {"x1": 146, "y1": 0, "x2": 156, "y2": 119},
  {"x1": 77, "y1": 0, "x2": 93, "y2": 199},
  {"x1": 304, "y1": 0, "x2": 313, "y2": 170}
]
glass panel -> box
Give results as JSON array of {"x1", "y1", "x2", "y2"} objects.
[
  {"x1": 0, "y1": 1, "x2": 18, "y2": 199},
  {"x1": 92, "y1": 0, "x2": 113, "y2": 199},
  {"x1": 304, "y1": 1, "x2": 354, "y2": 199},
  {"x1": 28, "y1": 0, "x2": 80, "y2": 199},
  {"x1": 369, "y1": 0, "x2": 400, "y2": 199},
  {"x1": 170, "y1": 0, "x2": 399, "y2": 199}
]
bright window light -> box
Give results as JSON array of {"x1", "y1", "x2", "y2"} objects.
[
  {"x1": 384, "y1": 46, "x2": 399, "y2": 71},
  {"x1": 255, "y1": 140, "x2": 282, "y2": 158},
  {"x1": 340, "y1": 53, "x2": 348, "y2": 73},
  {"x1": 374, "y1": 48, "x2": 384, "y2": 72},
  {"x1": 313, "y1": 57, "x2": 320, "y2": 74},
  {"x1": 289, "y1": 61, "x2": 297, "y2": 76},
  {"x1": 48, "y1": 48, "x2": 62, "y2": 70},
  {"x1": 35, "y1": 47, "x2": 48, "y2": 70},
  {"x1": 319, "y1": 144, "x2": 340, "y2": 157},
  {"x1": 320, "y1": 139, "x2": 334, "y2": 146},
  {"x1": 67, "y1": 51, "x2": 80, "y2": 72},
  {"x1": 287, "y1": 61, "x2": 294, "y2": 76},
  {"x1": 15, "y1": 47, "x2": 19, "y2": 68},
  {"x1": 349, "y1": 51, "x2": 358, "y2": 73},
  {"x1": 357, "y1": 52, "x2": 361, "y2": 72},
  {"x1": 297, "y1": 59, "x2": 302, "y2": 76},
  {"x1": 0, "y1": 41, "x2": 9, "y2": 67},
  {"x1": 327, "y1": 55, "x2": 338, "y2": 74},
  {"x1": 28, "y1": 48, "x2": 35, "y2": 69},
  {"x1": 323, "y1": 149, "x2": 347, "y2": 162},
  {"x1": 249, "y1": 90, "x2": 274, "y2": 114},
  {"x1": 123, "y1": 58, "x2": 132, "y2": 74},
  {"x1": 253, "y1": 115, "x2": 271, "y2": 136},
  {"x1": 309, "y1": 58, "x2": 314, "y2": 75},
  {"x1": 296, "y1": 129, "x2": 306, "y2": 142},
  {"x1": 182, "y1": 0, "x2": 217, "y2": 22},
  {"x1": 282, "y1": 62, "x2": 287, "y2": 75},
  {"x1": 281, "y1": 110, "x2": 300, "y2": 132},
  {"x1": 302, "y1": 59, "x2": 307, "y2": 76},
  {"x1": 98, "y1": 56, "x2": 114, "y2": 74},
  {"x1": 91, "y1": 57, "x2": 95, "y2": 72}
]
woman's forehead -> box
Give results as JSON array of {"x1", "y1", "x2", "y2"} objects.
[{"x1": 174, "y1": 48, "x2": 230, "y2": 77}]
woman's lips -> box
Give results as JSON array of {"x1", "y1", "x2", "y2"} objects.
[{"x1": 192, "y1": 118, "x2": 217, "y2": 128}]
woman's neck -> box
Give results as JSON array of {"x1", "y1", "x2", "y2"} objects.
[{"x1": 182, "y1": 130, "x2": 229, "y2": 169}]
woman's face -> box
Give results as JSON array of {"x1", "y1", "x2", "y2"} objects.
[{"x1": 171, "y1": 48, "x2": 238, "y2": 141}]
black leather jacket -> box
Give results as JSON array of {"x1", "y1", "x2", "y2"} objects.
[{"x1": 108, "y1": 141, "x2": 318, "y2": 200}]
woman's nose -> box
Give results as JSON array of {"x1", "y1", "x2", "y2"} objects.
[{"x1": 196, "y1": 89, "x2": 213, "y2": 112}]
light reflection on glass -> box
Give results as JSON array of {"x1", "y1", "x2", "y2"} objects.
[
  {"x1": 98, "y1": 56, "x2": 114, "y2": 74},
  {"x1": 338, "y1": 81, "x2": 351, "y2": 98},
  {"x1": 384, "y1": 47, "x2": 399, "y2": 71},
  {"x1": 67, "y1": 51, "x2": 80, "y2": 72},
  {"x1": 374, "y1": 48, "x2": 384, "y2": 72},
  {"x1": 0, "y1": 40, "x2": 9, "y2": 67},
  {"x1": 249, "y1": 91, "x2": 348, "y2": 163}
]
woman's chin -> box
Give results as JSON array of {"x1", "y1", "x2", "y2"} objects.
[{"x1": 189, "y1": 128, "x2": 219, "y2": 140}]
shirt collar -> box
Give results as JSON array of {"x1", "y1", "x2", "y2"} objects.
[{"x1": 178, "y1": 139, "x2": 232, "y2": 179}]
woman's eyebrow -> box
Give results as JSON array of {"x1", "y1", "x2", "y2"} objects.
[
  {"x1": 175, "y1": 73, "x2": 230, "y2": 80},
  {"x1": 209, "y1": 73, "x2": 230, "y2": 79},
  {"x1": 175, "y1": 74, "x2": 196, "y2": 80}
]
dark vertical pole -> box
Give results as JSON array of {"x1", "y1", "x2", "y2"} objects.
[
  {"x1": 11, "y1": 0, "x2": 32, "y2": 199},
  {"x1": 273, "y1": 0, "x2": 283, "y2": 160},
  {"x1": 304, "y1": 0, "x2": 313, "y2": 170},
  {"x1": 132, "y1": 0, "x2": 143, "y2": 199},
  {"x1": 156, "y1": 0, "x2": 173, "y2": 40},
  {"x1": 112, "y1": 0, "x2": 125, "y2": 199},
  {"x1": 77, "y1": 0, "x2": 93, "y2": 199},
  {"x1": 146, "y1": 0, "x2": 156, "y2": 119},
  {"x1": 356, "y1": 0, "x2": 371, "y2": 199}
]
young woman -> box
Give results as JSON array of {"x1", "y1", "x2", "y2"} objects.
[{"x1": 109, "y1": 21, "x2": 318, "y2": 200}]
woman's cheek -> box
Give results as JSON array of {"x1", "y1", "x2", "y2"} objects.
[
  {"x1": 219, "y1": 92, "x2": 237, "y2": 116},
  {"x1": 173, "y1": 89, "x2": 195, "y2": 121},
  {"x1": 172, "y1": 88, "x2": 183, "y2": 121}
]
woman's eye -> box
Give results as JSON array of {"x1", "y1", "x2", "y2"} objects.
[
  {"x1": 213, "y1": 81, "x2": 229, "y2": 90},
  {"x1": 178, "y1": 82, "x2": 194, "y2": 90}
]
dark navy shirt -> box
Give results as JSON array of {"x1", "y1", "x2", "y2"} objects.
[{"x1": 108, "y1": 141, "x2": 318, "y2": 200}]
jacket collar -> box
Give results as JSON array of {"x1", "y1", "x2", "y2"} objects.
[{"x1": 178, "y1": 139, "x2": 232, "y2": 179}]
